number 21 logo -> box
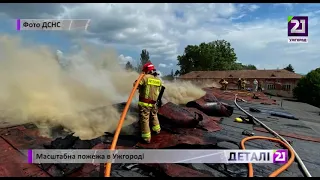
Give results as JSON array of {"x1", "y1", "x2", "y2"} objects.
[
  {"x1": 290, "y1": 19, "x2": 306, "y2": 34},
  {"x1": 275, "y1": 151, "x2": 285, "y2": 161},
  {"x1": 274, "y1": 150, "x2": 287, "y2": 163},
  {"x1": 288, "y1": 16, "x2": 308, "y2": 36}
]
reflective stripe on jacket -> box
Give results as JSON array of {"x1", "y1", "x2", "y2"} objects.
[{"x1": 138, "y1": 74, "x2": 162, "y2": 103}]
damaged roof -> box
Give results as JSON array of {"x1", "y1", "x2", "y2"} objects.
[
  {"x1": 0, "y1": 88, "x2": 319, "y2": 177},
  {"x1": 178, "y1": 69, "x2": 303, "y2": 79}
]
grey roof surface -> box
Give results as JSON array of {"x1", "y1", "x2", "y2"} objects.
[
  {"x1": 216, "y1": 98, "x2": 320, "y2": 177},
  {"x1": 112, "y1": 98, "x2": 320, "y2": 177}
]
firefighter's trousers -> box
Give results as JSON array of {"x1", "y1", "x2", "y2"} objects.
[
  {"x1": 138, "y1": 102, "x2": 161, "y2": 140},
  {"x1": 221, "y1": 84, "x2": 228, "y2": 90},
  {"x1": 237, "y1": 83, "x2": 241, "y2": 90}
]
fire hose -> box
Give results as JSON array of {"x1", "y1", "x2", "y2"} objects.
[
  {"x1": 103, "y1": 78, "x2": 312, "y2": 177},
  {"x1": 234, "y1": 94, "x2": 312, "y2": 177},
  {"x1": 240, "y1": 136, "x2": 295, "y2": 177},
  {"x1": 104, "y1": 73, "x2": 145, "y2": 177}
]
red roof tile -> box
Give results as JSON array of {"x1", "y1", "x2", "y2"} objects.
[{"x1": 178, "y1": 69, "x2": 302, "y2": 79}]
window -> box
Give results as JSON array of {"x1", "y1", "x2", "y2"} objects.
[
  {"x1": 267, "y1": 84, "x2": 275, "y2": 90},
  {"x1": 282, "y1": 84, "x2": 291, "y2": 91}
]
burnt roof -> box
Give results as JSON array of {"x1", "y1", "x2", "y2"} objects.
[
  {"x1": 178, "y1": 70, "x2": 303, "y2": 79},
  {"x1": 1, "y1": 89, "x2": 320, "y2": 177}
]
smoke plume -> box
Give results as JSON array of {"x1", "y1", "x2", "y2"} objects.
[
  {"x1": 163, "y1": 81, "x2": 206, "y2": 105},
  {"x1": 0, "y1": 35, "x2": 206, "y2": 140}
]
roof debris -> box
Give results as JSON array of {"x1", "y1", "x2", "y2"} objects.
[{"x1": 0, "y1": 88, "x2": 319, "y2": 177}]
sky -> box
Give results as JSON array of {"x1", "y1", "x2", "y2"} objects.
[{"x1": 0, "y1": 3, "x2": 319, "y2": 75}]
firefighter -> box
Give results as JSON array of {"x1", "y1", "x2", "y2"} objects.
[
  {"x1": 237, "y1": 78, "x2": 242, "y2": 90},
  {"x1": 133, "y1": 62, "x2": 163, "y2": 143},
  {"x1": 219, "y1": 78, "x2": 228, "y2": 90},
  {"x1": 241, "y1": 79, "x2": 246, "y2": 90},
  {"x1": 253, "y1": 79, "x2": 258, "y2": 92},
  {"x1": 258, "y1": 82, "x2": 262, "y2": 91}
]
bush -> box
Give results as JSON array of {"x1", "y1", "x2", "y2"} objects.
[{"x1": 293, "y1": 68, "x2": 320, "y2": 107}]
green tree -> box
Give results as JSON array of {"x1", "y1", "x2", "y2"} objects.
[
  {"x1": 229, "y1": 62, "x2": 257, "y2": 70},
  {"x1": 177, "y1": 40, "x2": 238, "y2": 75},
  {"x1": 162, "y1": 70, "x2": 175, "y2": 81},
  {"x1": 137, "y1": 49, "x2": 150, "y2": 72},
  {"x1": 125, "y1": 61, "x2": 133, "y2": 71},
  {"x1": 174, "y1": 70, "x2": 180, "y2": 76},
  {"x1": 170, "y1": 69, "x2": 174, "y2": 77},
  {"x1": 284, "y1": 64, "x2": 295, "y2": 73},
  {"x1": 230, "y1": 62, "x2": 243, "y2": 70},
  {"x1": 243, "y1": 64, "x2": 257, "y2": 70},
  {"x1": 293, "y1": 68, "x2": 320, "y2": 107}
]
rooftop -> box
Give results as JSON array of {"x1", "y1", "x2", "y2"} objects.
[
  {"x1": 0, "y1": 88, "x2": 319, "y2": 177},
  {"x1": 178, "y1": 69, "x2": 303, "y2": 79}
]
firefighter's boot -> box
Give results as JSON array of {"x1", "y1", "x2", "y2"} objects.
[{"x1": 142, "y1": 137, "x2": 151, "y2": 144}]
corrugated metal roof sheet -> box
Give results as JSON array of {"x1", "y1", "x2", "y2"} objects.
[{"x1": 178, "y1": 70, "x2": 302, "y2": 79}]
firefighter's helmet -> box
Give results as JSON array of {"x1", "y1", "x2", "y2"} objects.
[{"x1": 142, "y1": 62, "x2": 155, "y2": 73}]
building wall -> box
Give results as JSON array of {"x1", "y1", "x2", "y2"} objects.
[
  {"x1": 177, "y1": 78, "x2": 300, "y2": 98},
  {"x1": 258, "y1": 78, "x2": 299, "y2": 98}
]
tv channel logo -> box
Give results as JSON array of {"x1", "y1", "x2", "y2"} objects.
[
  {"x1": 288, "y1": 16, "x2": 308, "y2": 43},
  {"x1": 273, "y1": 149, "x2": 288, "y2": 164}
]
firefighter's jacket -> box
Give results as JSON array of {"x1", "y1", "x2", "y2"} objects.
[{"x1": 134, "y1": 74, "x2": 163, "y2": 107}]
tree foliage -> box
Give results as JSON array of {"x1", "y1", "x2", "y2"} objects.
[
  {"x1": 162, "y1": 69, "x2": 175, "y2": 81},
  {"x1": 137, "y1": 49, "x2": 150, "y2": 72},
  {"x1": 231, "y1": 63, "x2": 257, "y2": 70},
  {"x1": 177, "y1": 40, "x2": 256, "y2": 75},
  {"x1": 293, "y1": 68, "x2": 320, "y2": 107},
  {"x1": 174, "y1": 70, "x2": 180, "y2": 76},
  {"x1": 125, "y1": 61, "x2": 134, "y2": 71},
  {"x1": 243, "y1": 64, "x2": 257, "y2": 70},
  {"x1": 284, "y1": 64, "x2": 295, "y2": 72}
]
